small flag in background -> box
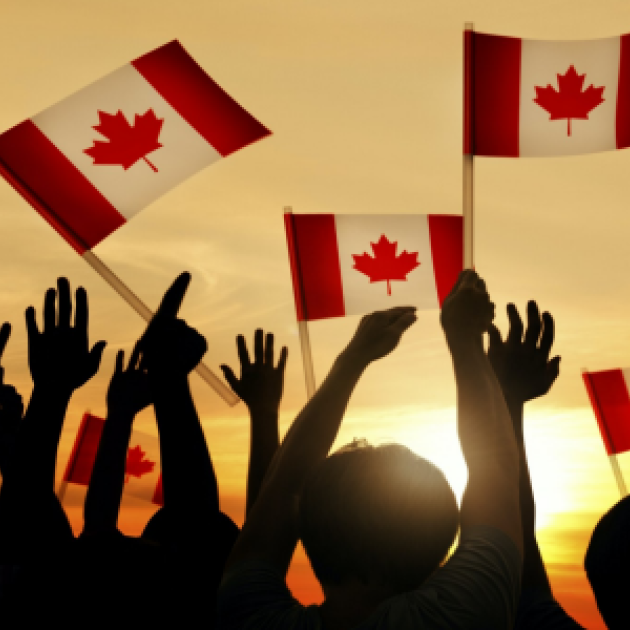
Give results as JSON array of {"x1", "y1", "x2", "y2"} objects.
[
  {"x1": 0, "y1": 40, "x2": 270, "y2": 254},
  {"x1": 285, "y1": 214, "x2": 462, "y2": 321},
  {"x1": 63, "y1": 413, "x2": 163, "y2": 505},
  {"x1": 466, "y1": 32, "x2": 630, "y2": 157},
  {"x1": 583, "y1": 369, "x2": 630, "y2": 456}
]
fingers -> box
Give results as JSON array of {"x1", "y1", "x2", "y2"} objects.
[
  {"x1": 74, "y1": 287, "x2": 88, "y2": 336},
  {"x1": 264, "y1": 332, "x2": 274, "y2": 366},
  {"x1": 115, "y1": 349, "x2": 125, "y2": 375},
  {"x1": 220, "y1": 364, "x2": 240, "y2": 393},
  {"x1": 276, "y1": 346, "x2": 288, "y2": 373},
  {"x1": 254, "y1": 328, "x2": 263, "y2": 364},
  {"x1": 0, "y1": 322, "x2": 11, "y2": 360},
  {"x1": 127, "y1": 340, "x2": 143, "y2": 371},
  {"x1": 236, "y1": 334, "x2": 251, "y2": 368},
  {"x1": 539, "y1": 312, "x2": 555, "y2": 362},
  {"x1": 506, "y1": 303, "x2": 523, "y2": 347},
  {"x1": 155, "y1": 272, "x2": 191, "y2": 321},
  {"x1": 57, "y1": 277, "x2": 72, "y2": 330},
  {"x1": 389, "y1": 308, "x2": 417, "y2": 334},
  {"x1": 43, "y1": 287, "x2": 56, "y2": 333},
  {"x1": 25, "y1": 306, "x2": 39, "y2": 342},
  {"x1": 524, "y1": 301, "x2": 542, "y2": 349}
]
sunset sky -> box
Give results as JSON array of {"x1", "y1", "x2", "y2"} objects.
[{"x1": 3, "y1": 1, "x2": 630, "y2": 627}]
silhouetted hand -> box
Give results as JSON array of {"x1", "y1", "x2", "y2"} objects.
[
  {"x1": 25, "y1": 278, "x2": 106, "y2": 395},
  {"x1": 488, "y1": 301, "x2": 560, "y2": 407},
  {"x1": 344, "y1": 306, "x2": 417, "y2": 366},
  {"x1": 220, "y1": 330, "x2": 288, "y2": 415},
  {"x1": 0, "y1": 323, "x2": 21, "y2": 436},
  {"x1": 440, "y1": 270, "x2": 495, "y2": 344},
  {"x1": 107, "y1": 344, "x2": 152, "y2": 417},
  {"x1": 139, "y1": 273, "x2": 207, "y2": 377}
]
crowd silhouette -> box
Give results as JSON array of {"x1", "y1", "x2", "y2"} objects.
[{"x1": 0, "y1": 268, "x2": 625, "y2": 628}]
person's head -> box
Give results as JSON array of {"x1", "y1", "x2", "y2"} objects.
[
  {"x1": 585, "y1": 495, "x2": 630, "y2": 629},
  {"x1": 299, "y1": 440, "x2": 459, "y2": 596}
]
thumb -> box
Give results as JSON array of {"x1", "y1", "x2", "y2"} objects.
[
  {"x1": 220, "y1": 364, "x2": 240, "y2": 394},
  {"x1": 87, "y1": 341, "x2": 107, "y2": 377}
]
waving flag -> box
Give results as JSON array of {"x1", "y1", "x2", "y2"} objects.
[
  {"x1": 285, "y1": 214, "x2": 462, "y2": 321},
  {"x1": 583, "y1": 369, "x2": 630, "y2": 456},
  {"x1": 465, "y1": 32, "x2": 630, "y2": 157},
  {"x1": 0, "y1": 40, "x2": 270, "y2": 254},
  {"x1": 63, "y1": 413, "x2": 163, "y2": 505}
]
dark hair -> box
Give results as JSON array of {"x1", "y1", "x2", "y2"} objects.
[
  {"x1": 299, "y1": 440, "x2": 459, "y2": 592},
  {"x1": 585, "y1": 495, "x2": 630, "y2": 630}
]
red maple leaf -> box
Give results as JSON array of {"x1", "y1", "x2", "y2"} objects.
[
  {"x1": 352, "y1": 234, "x2": 420, "y2": 296},
  {"x1": 124, "y1": 445, "x2": 156, "y2": 483},
  {"x1": 84, "y1": 109, "x2": 164, "y2": 172},
  {"x1": 533, "y1": 65, "x2": 605, "y2": 136}
]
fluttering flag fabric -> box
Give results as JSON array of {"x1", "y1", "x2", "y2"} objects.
[
  {"x1": 0, "y1": 40, "x2": 270, "y2": 254},
  {"x1": 63, "y1": 413, "x2": 163, "y2": 505},
  {"x1": 285, "y1": 214, "x2": 463, "y2": 321},
  {"x1": 465, "y1": 31, "x2": 630, "y2": 157},
  {"x1": 583, "y1": 369, "x2": 630, "y2": 456}
]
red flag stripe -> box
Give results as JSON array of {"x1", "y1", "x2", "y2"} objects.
[
  {"x1": 583, "y1": 369, "x2": 630, "y2": 456},
  {"x1": 616, "y1": 34, "x2": 630, "y2": 149},
  {"x1": 428, "y1": 215, "x2": 464, "y2": 307},
  {"x1": 285, "y1": 214, "x2": 345, "y2": 321},
  {"x1": 63, "y1": 413, "x2": 106, "y2": 484},
  {"x1": 0, "y1": 121, "x2": 125, "y2": 253},
  {"x1": 132, "y1": 41, "x2": 271, "y2": 157},
  {"x1": 152, "y1": 474, "x2": 164, "y2": 506},
  {"x1": 471, "y1": 33, "x2": 521, "y2": 157}
]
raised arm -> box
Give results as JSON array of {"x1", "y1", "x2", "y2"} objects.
[
  {"x1": 225, "y1": 306, "x2": 417, "y2": 576},
  {"x1": 440, "y1": 270, "x2": 522, "y2": 555},
  {"x1": 0, "y1": 278, "x2": 106, "y2": 555},
  {"x1": 220, "y1": 329, "x2": 287, "y2": 517},
  {"x1": 140, "y1": 273, "x2": 219, "y2": 527},
  {"x1": 0, "y1": 323, "x2": 23, "y2": 476},
  {"x1": 82, "y1": 345, "x2": 152, "y2": 536}
]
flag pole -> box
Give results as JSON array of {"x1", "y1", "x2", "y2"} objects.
[
  {"x1": 582, "y1": 369, "x2": 629, "y2": 498},
  {"x1": 464, "y1": 21, "x2": 474, "y2": 269},
  {"x1": 81, "y1": 250, "x2": 239, "y2": 406},
  {"x1": 284, "y1": 207, "x2": 317, "y2": 399},
  {"x1": 56, "y1": 480, "x2": 69, "y2": 504}
]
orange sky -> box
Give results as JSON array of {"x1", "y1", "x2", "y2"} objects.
[{"x1": 4, "y1": 1, "x2": 630, "y2": 627}]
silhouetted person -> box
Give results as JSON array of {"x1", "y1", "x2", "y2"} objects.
[
  {"x1": 0, "y1": 278, "x2": 106, "y2": 625},
  {"x1": 487, "y1": 301, "x2": 584, "y2": 629},
  {"x1": 219, "y1": 270, "x2": 524, "y2": 630},
  {"x1": 0, "y1": 322, "x2": 22, "y2": 477},
  {"x1": 585, "y1": 495, "x2": 630, "y2": 629}
]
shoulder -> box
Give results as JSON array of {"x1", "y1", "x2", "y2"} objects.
[
  {"x1": 218, "y1": 560, "x2": 322, "y2": 630},
  {"x1": 367, "y1": 526, "x2": 522, "y2": 630}
]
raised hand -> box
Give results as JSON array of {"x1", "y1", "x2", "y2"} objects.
[
  {"x1": 344, "y1": 306, "x2": 417, "y2": 366},
  {"x1": 106, "y1": 344, "x2": 152, "y2": 417},
  {"x1": 25, "y1": 278, "x2": 106, "y2": 394},
  {"x1": 0, "y1": 323, "x2": 21, "y2": 434},
  {"x1": 440, "y1": 269, "x2": 495, "y2": 344},
  {"x1": 488, "y1": 301, "x2": 560, "y2": 407},
  {"x1": 220, "y1": 330, "x2": 288, "y2": 415},
  {"x1": 139, "y1": 273, "x2": 207, "y2": 377}
]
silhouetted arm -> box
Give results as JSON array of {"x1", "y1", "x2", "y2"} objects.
[
  {"x1": 0, "y1": 278, "x2": 106, "y2": 554},
  {"x1": 441, "y1": 271, "x2": 522, "y2": 555},
  {"x1": 221, "y1": 329, "x2": 287, "y2": 517},
  {"x1": 0, "y1": 323, "x2": 23, "y2": 476},
  {"x1": 140, "y1": 273, "x2": 219, "y2": 528},
  {"x1": 83, "y1": 345, "x2": 151, "y2": 536},
  {"x1": 225, "y1": 307, "x2": 416, "y2": 577}
]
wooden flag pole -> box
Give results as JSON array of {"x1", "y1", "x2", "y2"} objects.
[
  {"x1": 609, "y1": 455, "x2": 629, "y2": 498},
  {"x1": 284, "y1": 207, "x2": 317, "y2": 399},
  {"x1": 56, "y1": 480, "x2": 69, "y2": 504},
  {"x1": 81, "y1": 250, "x2": 239, "y2": 406},
  {"x1": 464, "y1": 21, "x2": 474, "y2": 269}
]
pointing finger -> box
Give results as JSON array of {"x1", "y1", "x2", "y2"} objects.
[
  {"x1": 0, "y1": 323, "x2": 11, "y2": 360},
  {"x1": 539, "y1": 312, "x2": 555, "y2": 362},
  {"x1": 264, "y1": 332, "x2": 274, "y2": 366},
  {"x1": 57, "y1": 277, "x2": 72, "y2": 330},
  {"x1": 506, "y1": 303, "x2": 523, "y2": 347},
  {"x1": 155, "y1": 272, "x2": 191, "y2": 321},
  {"x1": 524, "y1": 301, "x2": 542, "y2": 350},
  {"x1": 254, "y1": 329, "x2": 263, "y2": 364},
  {"x1": 236, "y1": 334, "x2": 251, "y2": 368}
]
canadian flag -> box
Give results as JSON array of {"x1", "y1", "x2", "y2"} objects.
[
  {"x1": 0, "y1": 40, "x2": 270, "y2": 254},
  {"x1": 583, "y1": 369, "x2": 630, "y2": 456},
  {"x1": 466, "y1": 32, "x2": 630, "y2": 157},
  {"x1": 284, "y1": 214, "x2": 462, "y2": 321},
  {"x1": 62, "y1": 413, "x2": 163, "y2": 505}
]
